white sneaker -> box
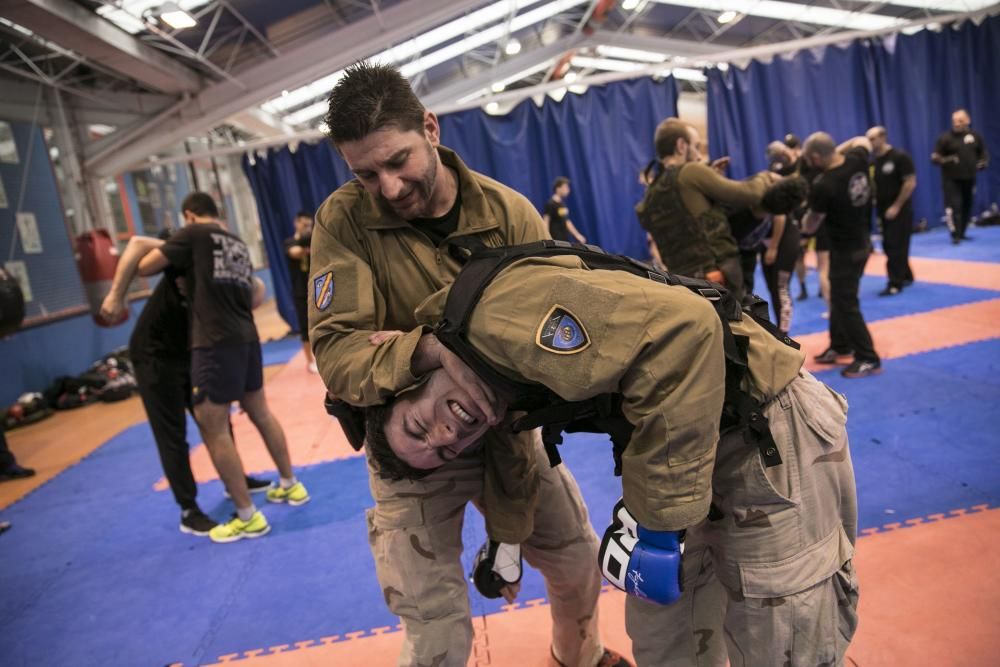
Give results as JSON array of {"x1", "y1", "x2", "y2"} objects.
[{"x1": 307, "y1": 361, "x2": 318, "y2": 374}]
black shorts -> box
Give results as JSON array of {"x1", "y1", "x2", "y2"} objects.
[
  {"x1": 814, "y1": 224, "x2": 831, "y2": 252},
  {"x1": 190, "y1": 341, "x2": 264, "y2": 405}
]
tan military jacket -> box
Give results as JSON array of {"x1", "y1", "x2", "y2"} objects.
[
  {"x1": 309, "y1": 146, "x2": 548, "y2": 543},
  {"x1": 416, "y1": 255, "x2": 805, "y2": 532}
]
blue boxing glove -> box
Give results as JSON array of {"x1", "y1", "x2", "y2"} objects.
[{"x1": 598, "y1": 498, "x2": 684, "y2": 605}]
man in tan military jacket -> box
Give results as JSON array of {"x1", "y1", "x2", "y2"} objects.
[
  {"x1": 369, "y1": 252, "x2": 860, "y2": 667},
  {"x1": 308, "y1": 63, "x2": 628, "y2": 667}
]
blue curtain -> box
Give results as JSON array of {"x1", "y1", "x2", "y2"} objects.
[
  {"x1": 241, "y1": 143, "x2": 354, "y2": 329},
  {"x1": 243, "y1": 76, "x2": 679, "y2": 329},
  {"x1": 708, "y1": 16, "x2": 1000, "y2": 227},
  {"x1": 440, "y1": 76, "x2": 679, "y2": 258}
]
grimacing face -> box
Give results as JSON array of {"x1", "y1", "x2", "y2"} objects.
[
  {"x1": 338, "y1": 113, "x2": 441, "y2": 220},
  {"x1": 385, "y1": 368, "x2": 501, "y2": 470}
]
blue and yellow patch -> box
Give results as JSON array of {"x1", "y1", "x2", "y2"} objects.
[
  {"x1": 314, "y1": 272, "x2": 334, "y2": 311},
  {"x1": 536, "y1": 305, "x2": 590, "y2": 354}
]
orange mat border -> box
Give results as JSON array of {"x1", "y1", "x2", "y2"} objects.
[{"x1": 200, "y1": 503, "x2": 997, "y2": 667}]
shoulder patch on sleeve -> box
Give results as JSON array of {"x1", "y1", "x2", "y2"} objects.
[
  {"x1": 536, "y1": 305, "x2": 590, "y2": 354},
  {"x1": 314, "y1": 271, "x2": 334, "y2": 310}
]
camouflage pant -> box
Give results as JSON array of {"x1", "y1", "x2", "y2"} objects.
[
  {"x1": 366, "y1": 431, "x2": 604, "y2": 667},
  {"x1": 626, "y1": 371, "x2": 860, "y2": 666}
]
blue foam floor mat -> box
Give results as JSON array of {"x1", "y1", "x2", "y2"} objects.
[{"x1": 0, "y1": 224, "x2": 997, "y2": 666}]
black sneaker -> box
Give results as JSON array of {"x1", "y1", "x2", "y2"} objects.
[
  {"x1": 180, "y1": 509, "x2": 218, "y2": 536},
  {"x1": 841, "y1": 359, "x2": 882, "y2": 378},
  {"x1": 0, "y1": 463, "x2": 36, "y2": 483},
  {"x1": 814, "y1": 348, "x2": 853, "y2": 364},
  {"x1": 224, "y1": 476, "x2": 275, "y2": 499},
  {"x1": 878, "y1": 286, "x2": 901, "y2": 297},
  {"x1": 797, "y1": 287, "x2": 808, "y2": 301}
]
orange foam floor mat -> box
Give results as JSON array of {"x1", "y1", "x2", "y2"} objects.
[{"x1": 202, "y1": 507, "x2": 1000, "y2": 666}]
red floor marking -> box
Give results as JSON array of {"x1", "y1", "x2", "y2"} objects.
[
  {"x1": 153, "y1": 352, "x2": 360, "y2": 490},
  {"x1": 800, "y1": 298, "x2": 1000, "y2": 373}
]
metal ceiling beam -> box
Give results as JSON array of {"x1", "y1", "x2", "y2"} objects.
[
  {"x1": 585, "y1": 29, "x2": 732, "y2": 58},
  {"x1": 421, "y1": 28, "x2": 725, "y2": 108},
  {"x1": 2, "y1": 0, "x2": 203, "y2": 94},
  {"x1": 420, "y1": 33, "x2": 587, "y2": 108},
  {"x1": 84, "y1": 0, "x2": 490, "y2": 177},
  {"x1": 227, "y1": 109, "x2": 296, "y2": 138}
]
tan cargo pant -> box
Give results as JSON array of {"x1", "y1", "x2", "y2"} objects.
[
  {"x1": 366, "y1": 431, "x2": 604, "y2": 667},
  {"x1": 626, "y1": 371, "x2": 860, "y2": 666}
]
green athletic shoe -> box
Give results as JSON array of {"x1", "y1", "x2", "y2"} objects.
[
  {"x1": 266, "y1": 481, "x2": 310, "y2": 506},
  {"x1": 209, "y1": 511, "x2": 271, "y2": 543}
]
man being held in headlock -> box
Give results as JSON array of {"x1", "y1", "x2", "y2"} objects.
[
  {"x1": 365, "y1": 238, "x2": 860, "y2": 666},
  {"x1": 637, "y1": 117, "x2": 780, "y2": 302},
  {"x1": 308, "y1": 62, "x2": 629, "y2": 667}
]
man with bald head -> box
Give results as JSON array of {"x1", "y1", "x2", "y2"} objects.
[
  {"x1": 932, "y1": 108, "x2": 989, "y2": 244},
  {"x1": 866, "y1": 126, "x2": 916, "y2": 296},
  {"x1": 802, "y1": 132, "x2": 881, "y2": 378}
]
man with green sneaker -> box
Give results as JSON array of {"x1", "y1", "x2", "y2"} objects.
[{"x1": 138, "y1": 192, "x2": 308, "y2": 543}]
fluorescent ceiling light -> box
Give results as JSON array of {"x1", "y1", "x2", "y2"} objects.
[
  {"x1": 647, "y1": 0, "x2": 901, "y2": 30},
  {"x1": 458, "y1": 58, "x2": 556, "y2": 105},
  {"x1": 717, "y1": 10, "x2": 739, "y2": 24},
  {"x1": 283, "y1": 100, "x2": 329, "y2": 126},
  {"x1": 96, "y1": 0, "x2": 209, "y2": 34},
  {"x1": 505, "y1": 38, "x2": 522, "y2": 55},
  {"x1": 159, "y1": 3, "x2": 197, "y2": 30},
  {"x1": 265, "y1": 0, "x2": 575, "y2": 117},
  {"x1": 277, "y1": 0, "x2": 587, "y2": 124},
  {"x1": 571, "y1": 56, "x2": 646, "y2": 72},
  {"x1": 877, "y1": 0, "x2": 995, "y2": 8},
  {"x1": 563, "y1": 70, "x2": 578, "y2": 82},
  {"x1": 485, "y1": 101, "x2": 501, "y2": 113},
  {"x1": 399, "y1": 0, "x2": 588, "y2": 78},
  {"x1": 622, "y1": 0, "x2": 642, "y2": 9},
  {"x1": 595, "y1": 44, "x2": 668, "y2": 63},
  {"x1": 669, "y1": 67, "x2": 708, "y2": 82}
]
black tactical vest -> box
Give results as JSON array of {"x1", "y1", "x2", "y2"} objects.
[{"x1": 437, "y1": 240, "x2": 796, "y2": 475}]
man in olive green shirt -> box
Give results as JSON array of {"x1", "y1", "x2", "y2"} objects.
[
  {"x1": 638, "y1": 118, "x2": 778, "y2": 301},
  {"x1": 368, "y1": 252, "x2": 859, "y2": 666}
]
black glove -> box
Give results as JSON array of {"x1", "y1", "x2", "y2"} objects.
[{"x1": 471, "y1": 540, "x2": 522, "y2": 599}]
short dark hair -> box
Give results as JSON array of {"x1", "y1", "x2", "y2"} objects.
[
  {"x1": 552, "y1": 177, "x2": 570, "y2": 193},
  {"x1": 323, "y1": 62, "x2": 426, "y2": 145},
  {"x1": 654, "y1": 118, "x2": 693, "y2": 158},
  {"x1": 761, "y1": 176, "x2": 809, "y2": 215},
  {"x1": 364, "y1": 402, "x2": 436, "y2": 481},
  {"x1": 783, "y1": 133, "x2": 801, "y2": 149},
  {"x1": 295, "y1": 210, "x2": 313, "y2": 219},
  {"x1": 181, "y1": 192, "x2": 219, "y2": 218}
]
